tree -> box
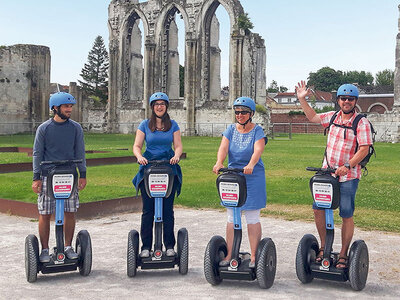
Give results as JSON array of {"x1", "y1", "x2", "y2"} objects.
[
  {"x1": 342, "y1": 70, "x2": 373, "y2": 86},
  {"x1": 79, "y1": 36, "x2": 109, "y2": 104},
  {"x1": 267, "y1": 80, "x2": 279, "y2": 93},
  {"x1": 308, "y1": 67, "x2": 343, "y2": 92},
  {"x1": 237, "y1": 13, "x2": 254, "y2": 33},
  {"x1": 375, "y1": 69, "x2": 394, "y2": 87},
  {"x1": 267, "y1": 80, "x2": 288, "y2": 93}
]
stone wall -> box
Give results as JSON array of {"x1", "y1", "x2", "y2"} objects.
[{"x1": 0, "y1": 44, "x2": 50, "y2": 134}]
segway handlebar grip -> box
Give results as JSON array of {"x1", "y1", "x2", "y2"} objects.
[
  {"x1": 306, "y1": 167, "x2": 336, "y2": 173},
  {"x1": 219, "y1": 168, "x2": 244, "y2": 173},
  {"x1": 41, "y1": 159, "x2": 83, "y2": 166}
]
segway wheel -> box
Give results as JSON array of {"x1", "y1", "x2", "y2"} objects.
[
  {"x1": 76, "y1": 230, "x2": 92, "y2": 276},
  {"x1": 348, "y1": 240, "x2": 369, "y2": 291},
  {"x1": 177, "y1": 228, "x2": 189, "y2": 275},
  {"x1": 204, "y1": 235, "x2": 227, "y2": 285},
  {"x1": 256, "y1": 237, "x2": 276, "y2": 289},
  {"x1": 25, "y1": 234, "x2": 39, "y2": 283},
  {"x1": 295, "y1": 234, "x2": 319, "y2": 284},
  {"x1": 127, "y1": 229, "x2": 139, "y2": 277}
]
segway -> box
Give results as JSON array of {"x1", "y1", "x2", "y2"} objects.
[
  {"x1": 127, "y1": 160, "x2": 188, "y2": 277},
  {"x1": 295, "y1": 167, "x2": 369, "y2": 291},
  {"x1": 204, "y1": 168, "x2": 276, "y2": 289},
  {"x1": 25, "y1": 159, "x2": 92, "y2": 283}
]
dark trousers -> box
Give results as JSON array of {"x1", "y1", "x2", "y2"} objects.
[{"x1": 139, "y1": 183, "x2": 176, "y2": 251}]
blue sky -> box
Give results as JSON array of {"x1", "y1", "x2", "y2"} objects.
[{"x1": 0, "y1": 0, "x2": 398, "y2": 91}]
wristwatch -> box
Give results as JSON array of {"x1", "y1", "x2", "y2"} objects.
[{"x1": 343, "y1": 162, "x2": 351, "y2": 169}]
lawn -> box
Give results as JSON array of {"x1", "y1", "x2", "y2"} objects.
[{"x1": 0, "y1": 133, "x2": 399, "y2": 232}]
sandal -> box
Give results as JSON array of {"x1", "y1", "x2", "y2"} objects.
[
  {"x1": 315, "y1": 248, "x2": 324, "y2": 263},
  {"x1": 336, "y1": 256, "x2": 348, "y2": 269}
]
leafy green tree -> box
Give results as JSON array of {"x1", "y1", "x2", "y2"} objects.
[
  {"x1": 237, "y1": 13, "x2": 254, "y2": 33},
  {"x1": 267, "y1": 80, "x2": 279, "y2": 93},
  {"x1": 267, "y1": 80, "x2": 288, "y2": 93},
  {"x1": 79, "y1": 35, "x2": 109, "y2": 104},
  {"x1": 308, "y1": 67, "x2": 343, "y2": 92},
  {"x1": 342, "y1": 70, "x2": 373, "y2": 86},
  {"x1": 375, "y1": 69, "x2": 394, "y2": 87}
]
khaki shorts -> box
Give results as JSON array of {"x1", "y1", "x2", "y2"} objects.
[{"x1": 37, "y1": 176, "x2": 79, "y2": 215}]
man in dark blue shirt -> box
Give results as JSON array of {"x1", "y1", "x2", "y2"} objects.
[{"x1": 32, "y1": 92, "x2": 87, "y2": 263}]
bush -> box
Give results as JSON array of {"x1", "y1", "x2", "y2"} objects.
[{"x1": 256, "y1": 104, "x2": 267, "y2": 114}]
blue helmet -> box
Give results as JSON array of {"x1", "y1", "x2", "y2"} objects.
[
  {"x1": 49, "y1": 92, "x2": 76, "y2": 110},
  {"x1": 337, "y1": 84, "x2": 359, "y2": 98},
  {"x1": 233, "y1": 97, "x2": 256, "y2": 112},
  {"x1": 149, "y1": 92, "x2": 169, "y2": 105}
]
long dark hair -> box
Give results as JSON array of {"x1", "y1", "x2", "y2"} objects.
[{"x1": 148, "y1": 102, "x2": 172, "y2": 132}]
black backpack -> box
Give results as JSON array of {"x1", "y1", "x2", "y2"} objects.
[{"x1": 324, "y1": 111, "x2": 376, "y2": 174}]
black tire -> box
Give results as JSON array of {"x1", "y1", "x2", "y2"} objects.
[
  {"x1": 25, "y1": 234, "x2": 39, "y2": 283},
  {"x1": 76, "y1": 230, "x2": 92, "y2": 276},
  {"x1": 348, "y1": 240, "x2": 369, "y2": 291},
  {"x1": 127, "y1": 229, "x2": 139, "y2": 277},
  {"x1": 177, "y1": 228, "x2": 189, "y2": 275},
  {"x1": 204, "y1": 235, "x2": 227, "y2": 285},
  {"x1": 295, "y1": 234, "x2": 319, "y2": 284},
  {"x1": 256, "y1": 237, "x2": 277, "y2": 289}
]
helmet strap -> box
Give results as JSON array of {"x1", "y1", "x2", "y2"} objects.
[
  {"x1": 238, "y1": 117, "x2": 252, "y2": 128},
  {"x1": 342, "y1": 109, "x2": 355, "y2": 115}
]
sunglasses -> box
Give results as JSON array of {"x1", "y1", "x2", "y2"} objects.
[
  {"x1": 339, "y1": 96, "x2": 356, "y2": 102},
  {"x1": 234, "y1": 111, "x2": 251, "y2": 115}
]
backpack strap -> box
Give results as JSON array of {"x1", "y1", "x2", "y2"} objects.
[{"x1": 324, "y1": 111, "x2": 339, "y2": 136}]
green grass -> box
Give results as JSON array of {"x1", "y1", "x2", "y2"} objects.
[{"x1": 1, "y1": 133, "x2": 399, "y2": 232}]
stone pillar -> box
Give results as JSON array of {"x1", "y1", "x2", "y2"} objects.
[
  {"x1": 144, "y1": 39, "x2": 156, "y2": 118},
  {"x1": 129, "y1": 22, "x2": 144, "y2": 102},
  {"x1": 185, "y1": 38, "x2": 197, "y2": 135},
  {"x1": 230, "y1": 31, "x2": 244, "y2": 104},
  {"x1": 107, "y1": 38, "x2": 119, "y2": 133},
  {"x1": 209, "y1": 14, "x2": 221, "y2": 100},
  {"x1": 69, "y1": 82, "x2": 82, "y2": 122},
  {"x1": 167, "y1": 19, "x2": 180, "y2": 100}
]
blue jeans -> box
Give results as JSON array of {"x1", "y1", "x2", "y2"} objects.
[
  {"x1": 313, "y1": 179, "x2": 359, "y2": 218},
  {"x1": 139, "y1": 183, "x2": 176, "y2": 251}
]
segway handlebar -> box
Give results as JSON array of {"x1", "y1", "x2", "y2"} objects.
[
  {"x1": 40, "y1": 159, "x2": 83, "y2": 166},
  {"x1": 147, "y1": 160, "x2": 172, "y2": 165},
  {"x1": 306, "y1": 167, "x2": 336, "y2": 173},
  {"x1": 219, "y1": 168, "x2": 244, "y2": 173}
]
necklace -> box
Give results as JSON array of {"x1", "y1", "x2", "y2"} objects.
[{"x1": 156, "y1": 126, "x2": 165, "y2": 131}]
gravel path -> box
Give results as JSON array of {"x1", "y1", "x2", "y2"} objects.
[{"x1": 1, "y1": 208, "x2": 399, "y2": 299}]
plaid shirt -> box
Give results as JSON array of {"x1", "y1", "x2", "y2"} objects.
[{"x1": 319, "y1": 111, "x2": 373, "y2": 182}]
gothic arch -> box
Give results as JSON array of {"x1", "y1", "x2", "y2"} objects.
[{"x1": 368, "y1": 102, "x2": 388, "y2": 113}]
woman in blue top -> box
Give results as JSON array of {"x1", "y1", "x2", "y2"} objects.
[
  {"x1": 132, "y1": 92, "x2": 183, "y2": 259},
  {"x1": 213, "y1": 97, "x2": 267, "y2": 268}
]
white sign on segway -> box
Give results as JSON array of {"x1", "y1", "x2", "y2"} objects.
[
  {"x1": 149, "y1": 174, "x2": 169, "y2": 197},
  {"x1": 219, "y1": 182, "x2": 240, "y2": 207},
  {"x1": 52, "y1": 174, "x2": 74, "y2": 199},
  {"x1": 312, "y1": 182, "x2": 333, "y2": 208}
]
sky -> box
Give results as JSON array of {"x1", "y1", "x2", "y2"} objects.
[{"x1": 0, "y1": 0, "x2": 398, "y2": 92}]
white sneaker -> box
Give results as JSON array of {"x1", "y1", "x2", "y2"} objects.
[
  {"x1": 140, "y1": 249, "x2": 150, "y2": 258},
  {"x1": 166, "y1": 248, "x2": 176, "y2": 257}
]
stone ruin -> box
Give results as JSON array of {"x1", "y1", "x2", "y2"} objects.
[
  {"x1": 368, "y1": 4, "x2": 400, "y2": 143},
  {"x1": 107, "y1": 0, "x2": 266, "y2": 135},
  {"x1": 0, "y1": 45, "x2": 50, "y2": 134}
]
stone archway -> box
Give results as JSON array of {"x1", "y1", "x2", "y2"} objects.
[{"x1": 107, "y1": 0, "x2": 266, "y2": 135}]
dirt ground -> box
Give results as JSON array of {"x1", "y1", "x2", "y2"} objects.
[{"x1": 1, "y1": 208, "x2": 399, "y2": 299}]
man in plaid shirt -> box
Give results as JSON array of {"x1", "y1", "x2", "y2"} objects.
[{"x1": 295, "y1": 81, "x2": 373, "y2": 269}]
